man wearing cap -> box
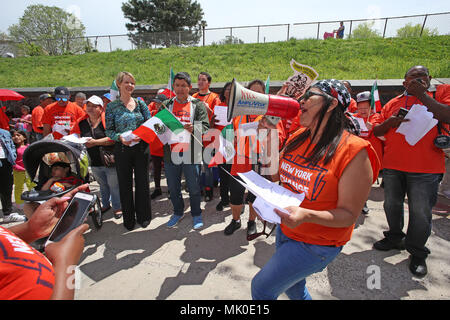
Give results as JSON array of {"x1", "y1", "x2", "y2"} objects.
[
  {"x1": 102, "y1": 93, "x2": 112, "y2": 108},
  {"x1": 42, "y1": 87, "x2": 86, "y2": 140},
  {"x1": 71, "y1": 95, "x2": 122, "y2": 219},
  {"x1": 372, "y1": 66, "x2": 450, "y2": 277},
  {"x1": 32, "y1": 93, "x2": 53, "y2": 141}
]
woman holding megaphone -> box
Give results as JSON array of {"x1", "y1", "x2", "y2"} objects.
[{"x1": 251, "y1": 79, "x2": 380, "y2": 300}]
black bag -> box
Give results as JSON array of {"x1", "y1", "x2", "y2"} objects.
[{"x1": 99, "y1": 146, "x2": 115, "y2": 167}]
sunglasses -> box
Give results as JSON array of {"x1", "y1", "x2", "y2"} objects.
[
  {"x1": 56, "y1": 97, "x2": 69, "y2": 102},
  {"x1": 300, "y1": 90, "x2": 330, "y2": 102},
  {"x1": 247, "y1": 221, "x2": 276, "y2": 241}
]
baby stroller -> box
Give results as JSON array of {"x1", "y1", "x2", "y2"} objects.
[{"x1": 20, "y1": 139, "x2": 104, "y2": 230}]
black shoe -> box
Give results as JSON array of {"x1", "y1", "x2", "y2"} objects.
[
  {"x1": 124, "y1": 221, "x2": 135, "y2": 231},
  {"x1": 247, "y1": 220, "x2": 257, "y2": 238},
  {"x1": 361, "y1": 203, "x2": 369, "y2": 215},
  {"x1": 140, "y1": 220, "x2": 151, "y2": 228},
  {"x1": 205, "y1": 188, "x2": 213, "y2": 202},
  {"x1": 373, "y1": 238, "x2": 405, "y2": 251},
  {"x1": 409, "y1": 256, "x2": 427, "y2": 277},
  {"x1": 224, "y1": 219, "x2": 241, "y2": 235},
  {"x1": 151, "y1": 188, "x2": 162, "y2": 199},
  {"x1": 216, "y1": 201, "x2": 229, "y2": 211}
]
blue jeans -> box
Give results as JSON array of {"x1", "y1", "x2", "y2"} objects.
[
  {"x1": 251, "y1": 226, "x2": 342, "y2": 300},
  {"x1": 165, "y1": 161, "x2": 202, "y2": 217},
  {"x1": 91, "y1": 166, "x2": 121, "y2": 211},
  {"x1": 382, "y1": 169, "x2": 442, "y2": 259}
]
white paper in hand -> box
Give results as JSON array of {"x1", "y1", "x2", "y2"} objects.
[
  {"x1": 214, "y1": 106, "x2": 231, "y2": 126},
  {"x1": 121, "y1": 130, "x2": 140, "y2": 146},
  {"x1": 62, "y1": 134, "x2": 90, "y2": 144},
  {"x1": 396, "y1": 104, "x2": 438, "y2": 146}
]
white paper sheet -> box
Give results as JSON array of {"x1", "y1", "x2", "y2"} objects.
[
  {"x1": 61, "y1": 134, "x2": 90, "y2": 144},
  {"x1": 239, "y1": 121, "x2": 259, "y2": 137},
  {"x1": 121, "y1": 130, "x2": 140, "y2": 146},
  {"x1": 232, "y1": 170, "x2": 305, "y2": 224},
  {"x1": 396, "y1": 104, "x2": 438, "y2": 146},
  {"x1": 214, "y1": 106, "x2": 231, "y2": 127}
]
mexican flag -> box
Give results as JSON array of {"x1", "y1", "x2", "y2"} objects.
[
  {"x1": 265, "y1": 75, "x2": 270, "y2": 94},
  {"x1": 110, "y1": 80, "x2": 119, "y2": 101},
  {"x1": 133, "y1": 108, "x2": 189, "y2": 147},
  {"x1": 208, "y1": 124, "x2": 235, "y2": 168},
  {"x1": 167, "y1": 67, "x2": 175, "y2": 97},
  {"x1": 370, "y1": 81, "x2": 382, "y2": 113}
]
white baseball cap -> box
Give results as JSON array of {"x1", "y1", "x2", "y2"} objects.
[{"x1": 84, "y1": 95, "x2": 104, "y2": 107}]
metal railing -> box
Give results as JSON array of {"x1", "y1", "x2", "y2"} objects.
[{"x1": 3, "y1": 12, "x2": 449, "y2": 55}]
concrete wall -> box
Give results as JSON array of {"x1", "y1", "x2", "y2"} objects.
[{"x1": 2, "y1": 78, "x2": 449, "y2": 116}]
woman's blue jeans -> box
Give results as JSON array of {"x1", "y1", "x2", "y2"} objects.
[
  {"x1": 382, "y1": 169, "x2": 441, "y2": 259},
  {"x1": 91, "y1": 166, "x2": 121, "y2": 211},
  {"x1": 251, "y1": 226, "x2": 342, "y2": 300}
]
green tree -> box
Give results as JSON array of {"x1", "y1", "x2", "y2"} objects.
[
  {"x1": 213, "y1": 35, "x2": 244, "y2": 45},
  {"x1": 8, "y1": 4, "x2": 87, "y2": 56},
  {"x1": 350, "y1": 21, "x2": 381, "y2": 39},
  {"x1": 122, "y1": 0, "x2": 206, "y2": 48},
  {"x1": 396, "y1": 23, "x2": 439, "y2": 38}
]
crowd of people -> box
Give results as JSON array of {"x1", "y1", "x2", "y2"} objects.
[{"x1": 0, "y1": 65, "x2": 449, "y2": 300}]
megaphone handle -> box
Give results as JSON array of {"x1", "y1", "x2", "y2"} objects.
[{"x1": 266, "y1": 116, "x2": 280, "y2": 126}]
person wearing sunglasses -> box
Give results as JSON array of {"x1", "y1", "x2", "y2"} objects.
[
  {"x1": 42, "y1": 87, "x2": 86, "y2": 140},
  {"x1": 252, "y1": 79, "x2": 380, "y2": 300}
]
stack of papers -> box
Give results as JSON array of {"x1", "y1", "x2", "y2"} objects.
[
  {"x1": 62, "y1": 134, "x2": 90, "y2": 144},
  {"x1": 233, "y1": 170, "x2": 305, "y2": 224},
  {"x1": 213, "y1": 106, "x2": 231, "y2": 127},
  {"x1": 396, "y1": 104, "x2": 438, "y2": 146}
]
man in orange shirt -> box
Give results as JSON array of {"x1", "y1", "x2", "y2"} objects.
[
  {"x1": 372, "y1": 66, "x2": 450, "y2": 277},
  {"x1": 192, "y1": 72, "x2": 221, "y2": 201},
  {"x1": 32, "y1": 93, "x2": 53, "y2": 141},
  {"x1": 42, "y1": 87, "x2": 86, "y2": 140}
]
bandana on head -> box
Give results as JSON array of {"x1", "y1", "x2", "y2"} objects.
[{"x1": 312, "y1": 79, "x2": 351, "y2": 110}]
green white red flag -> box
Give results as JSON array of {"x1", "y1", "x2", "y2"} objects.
[{"x1": 370, "y1": 81, "x2": 382, "y2": 113}]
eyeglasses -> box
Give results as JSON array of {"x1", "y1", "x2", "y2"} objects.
[
  {"x1": 247, "y1": 221, "x2": 276, "y2": 241},
  {"x1": 56, "y1": 97, "x2": 68, "y2": 102}
]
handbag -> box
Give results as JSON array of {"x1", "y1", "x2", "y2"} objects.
[
  {"x1": 99, "y1": 146, "x2": 115, "y2": 167},
  {"x1": 89, "y1": 119, "x2": 115, "y2": 167}
]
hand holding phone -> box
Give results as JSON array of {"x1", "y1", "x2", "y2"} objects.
[
  {"x1": 397, "y1": 107, "x2": 409, "y2": 119},
  {"x1": 45, "y1": 192, "x2": 95, "y2": 246}
]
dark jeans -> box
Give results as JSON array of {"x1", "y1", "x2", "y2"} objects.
[
  {"x1": 218, "y1": 164, "x2": 232, "y2": 204},
  {"x1": 382, "y1": 169, "x2": 442, "y2": 259},
  {"x1": 152, "y1": 155, "x2": 163, "y2": 189},
  {"x1": 0, "y1": 159, "x2": 13, "y2": 216},
  {"x1": 114, "y1": 141, "x2": 151, "y2": 228}
]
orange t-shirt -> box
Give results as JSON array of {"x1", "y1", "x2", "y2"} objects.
[
  {"x1": 372, "y1": 85, "x2": 450, "y2": 174},
  {"x1": 170, "y1": 100, "x2": 192, "y2": 153},
  {"x1": 353, "y1": 112, "x2": 384, "y2": 169},
  {"x1": 230, "y1": 114, "x2": 263, "y2": 175},
  {"x1": 0, "y1": 227, "x2": 55, "y2": 300},
  {"x1": 41, "y1": 102, "x2": 86, "y2": 140},
  {"x1": 192, "y1": 91, "x2": 221, "y2": 121},
  {"x1": 347, "y1": 98, "x2": 358, "y2": 114},
  {"x1": 0, "y1": 108, "x2": 9, "y2": 130},
  {"x1": 31, "y1": 105, "x2": 45, "y2": 133},
  {"x1": 279, "y1": 129, "x2": 380, "y2": 246}
]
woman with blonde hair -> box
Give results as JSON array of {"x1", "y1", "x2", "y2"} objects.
[{"x1": 105, "y1": 72, "x2": 152, "y2": 231}]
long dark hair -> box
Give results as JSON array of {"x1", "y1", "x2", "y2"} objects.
[
  {"x1": 282, "y1": 94, "x2": 355, "y2": 166},
  {"x1": 220, "y1": 81, "x2": 232, "y2": 103}
]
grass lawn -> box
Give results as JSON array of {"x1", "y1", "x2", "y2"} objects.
[{"x1": 0, "y1": 36, "x2": 449, "y2": 88}]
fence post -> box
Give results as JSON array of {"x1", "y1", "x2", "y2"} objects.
[
  {"x1": 202, "y1": 26, "x2": 205, "y2": 46},
  {"x1": 287, "y1": 24, "x2": 290, "y2": 41},
  {"x1": 257, "y1": 26, "x2": 260, "y2": 43},
  {"x1": 230, "y1": 27, "x2": 233, "y2": 40},
  {"x1": 179, "y1": 31, "x2": 181, "y2": 46},
  {"x1": 383, "y1": 18, "x2": 389, "y2": 38},
  {"x1": 109, "y1": 36, "x2": 112, "y2": 52},
  {"x1": 317, "y1": 22, "x2": 320, "y2": 40},
  {"x1": 420, "y1": 14, "x2": 428, "y2": 36},
  {"x1": 349, "y1": 20, "x2": 353, "y2": 38}
]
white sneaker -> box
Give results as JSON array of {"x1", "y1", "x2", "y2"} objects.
[{"x1": 3, "y1": 212, "x2": 26, "y2": 223}]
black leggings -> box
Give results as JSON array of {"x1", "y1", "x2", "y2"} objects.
[
  {"x1": 152, "y1": 155, "x2": 163, "y2": 189},
  {"x1": 229, "y1": 174, "x2": 256, "y2": 206}
]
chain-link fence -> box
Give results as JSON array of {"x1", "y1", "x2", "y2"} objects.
[{"x1": 6, "y1": 12, "x2": 450, "y2": 55}]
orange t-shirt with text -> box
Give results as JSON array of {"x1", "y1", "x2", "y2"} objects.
[
  {"x1": 170, "y1": 100, "x2": 192, "y2": 153},
  {"x1": 279, "y1": 129, "x2": 380, "y2": 246},
  {"x1": 371, "y1": 85, "x2": 450, "y2": 174},
  {"x1": 41, "y1": 101, "x2": 86, "y2": 140},
  {"x1": 0, "y1": 227, "x2": 55, "y2": 300}
]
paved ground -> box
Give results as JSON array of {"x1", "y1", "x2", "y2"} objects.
[{"x1": 2, "y1": 175, "x2": 449, "y2": 300}]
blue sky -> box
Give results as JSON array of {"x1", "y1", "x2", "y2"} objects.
[{"x1": 2, "y1": 0, "x2": 449, "y2": 36}]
